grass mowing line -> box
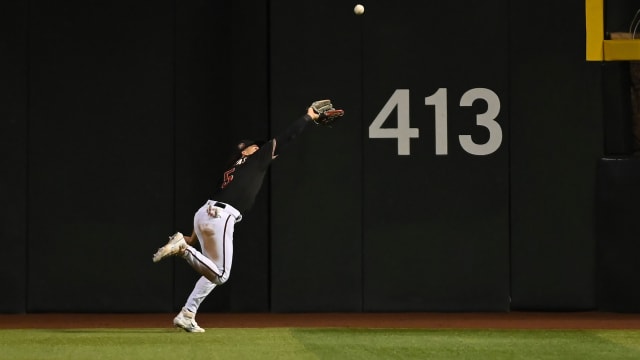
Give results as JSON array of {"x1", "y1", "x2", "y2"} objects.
[
  {"x1": 596, "y1": 330, "x2": 640, "y2": 352},
  {"x1": 291, "y1": 328, "x2": 640, "y2": 360},
  {"x1": 2, "y1": 328, "x2": 640, "y2": 360}
]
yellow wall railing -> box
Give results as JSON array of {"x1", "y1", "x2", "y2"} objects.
[{"x1": 586, "y1": 0, "x2": 640, "y2": 61}]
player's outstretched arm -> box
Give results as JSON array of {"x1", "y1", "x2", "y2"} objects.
[
  {"x1": 271, "y1": 106, "x2": 316, "y2": 157},
  {"x1": 271, "y1": 100, "x2": 343, "y2": 157}
]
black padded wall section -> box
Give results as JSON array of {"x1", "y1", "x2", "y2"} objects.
[
  {"x1": 269, "y1": 0, "x2": 510, "y2": 312},
  {"x1": 26, "y1": 0, "x2": 175, "y2": 312},
  {"x1": 597, "y1": 158, "x2": 640, "y2": 312},
  {"x1": 509, "y1": 0, "x2": 602, "y2": 310},
  {"x1": 269, "y1": 0, "x2": 364, "y2": 312},
  {"x1": 0, "y1": 0, "x2": 28, "y2": 313},
  {"x1": 602, "y1": 62, "x2": 634, "y2": 155},
  {"x1": 359, "y1": 1, "x2": 510, "y2": 311}
]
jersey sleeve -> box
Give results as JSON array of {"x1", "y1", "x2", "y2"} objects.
[{"x1": 273, "y1": 114, "x2": 311, "y2": 156}]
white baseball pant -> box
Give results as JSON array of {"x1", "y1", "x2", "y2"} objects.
[{"x1": 181, "y1": 200, "x2": 242, "y2": 313}]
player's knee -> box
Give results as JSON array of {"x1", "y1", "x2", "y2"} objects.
[{"x1": 211, "y1": 271, "x2": 230, "y2": 285}]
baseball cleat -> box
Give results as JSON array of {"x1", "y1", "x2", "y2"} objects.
[
  {"x1": 152, "y1": 232, "x2": 187, "y2": 263},
  {"x1": 173, "y1": 308, "x2": 205, "y2": 333}
]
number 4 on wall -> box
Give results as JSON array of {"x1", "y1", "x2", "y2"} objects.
[{"x1": 368, "y1": 88, "x2": 503, "y2": 156}]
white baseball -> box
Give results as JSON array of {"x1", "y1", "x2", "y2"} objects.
[{"x1": 354, "y1": 4, "x2": 365, "y2": 15}]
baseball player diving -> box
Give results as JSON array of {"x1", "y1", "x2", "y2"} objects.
[{"x1": 152, "y1": 100, "x2": 344, "y2": 332}]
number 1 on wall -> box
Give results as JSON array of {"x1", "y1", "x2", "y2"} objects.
[{"x1": 424, "y1": 88, "x2": 448, "y2": 155}]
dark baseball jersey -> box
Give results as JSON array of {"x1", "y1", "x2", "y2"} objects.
[
  {"x1": 212, "y1": 114, "x2": 311, "y2": 213},
  {"x1": 212, "y1": 140, "x2": 275, "y2": 213}
]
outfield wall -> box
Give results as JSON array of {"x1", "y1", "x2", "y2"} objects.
[{"x1": 1, "y1": 0, "x2": 638, "y2": 313}]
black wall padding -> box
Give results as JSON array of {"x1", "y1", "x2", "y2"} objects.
[
  {"x1": 269, "y1": 0, "x2": 364, "y2": 312},
  {"x1": 270, "y1": 0, "x2": 511, "y2": 312},
  {"x1": 508, "y1": 0, "x2": 601, "y2": 311},
  {"x1": 0, "y1": 0, "x2": 28, "y2": 313},
  {"x1": 360, "y1": 1, "x2": 510, "y2": 312},
  {"x1": 597, "y1": 158, "x2": 640, "y2": 312},
  {"x1": 26, "y1": 0, "x2": 175, "y2": 312},
  {"x1": 602, "y1": 62, "x2": 634, "y2": 155}
]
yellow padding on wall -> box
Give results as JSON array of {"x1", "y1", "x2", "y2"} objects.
[
  {"x1": 585, "y1": 0, "x2": 604, "y2": 61},
  {"x1": 603, "y1": 40, "x2": 640, "y2": 60}
]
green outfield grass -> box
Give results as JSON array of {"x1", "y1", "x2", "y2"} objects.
[{"x1": 1, "y1": 328, "x2": 640, "y2": 360}]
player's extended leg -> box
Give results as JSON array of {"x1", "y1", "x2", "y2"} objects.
[
  {"x1": 173, "y1": 276, "x2": 215, "y2": 333},
  {"x1": 152, "y1": 231, "x2": 212, "y2": 333},
  {"x1": 184, "y1": 276, "x2": 216, "y2": 313},
  {"x1": 174, "y1": 202, "x2": 235, "y2": 333}
]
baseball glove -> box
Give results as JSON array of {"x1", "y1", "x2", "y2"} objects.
[{"x1": 310, "y1": 99, "x2": 344, "y2": 127}]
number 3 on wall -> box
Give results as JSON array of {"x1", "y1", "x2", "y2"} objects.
[{"x1": 368, "y1": 88, "x2": 502, "y2": 156}]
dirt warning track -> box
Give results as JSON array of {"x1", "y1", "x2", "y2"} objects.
[{"x1": 2, "y1": 312, "x2": 640, "y2": 330}]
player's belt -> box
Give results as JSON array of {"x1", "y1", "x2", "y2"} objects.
[{"x1": 207, "y1": 200, "x2": 242, "y2": 223}]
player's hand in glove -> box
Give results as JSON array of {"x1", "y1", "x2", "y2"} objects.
[{"x1": 309, "y1": 99, "x2": 344, "y2": 127}]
